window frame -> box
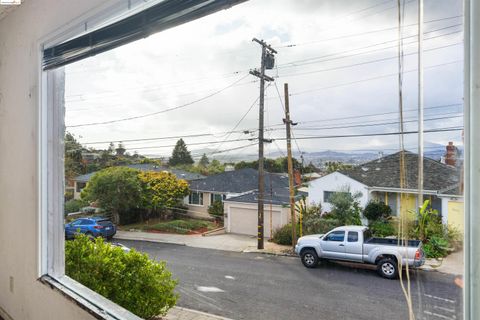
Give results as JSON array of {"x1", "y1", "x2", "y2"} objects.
[{"x1": 188, "y1": 191, "x2": 204, "y2": 206}]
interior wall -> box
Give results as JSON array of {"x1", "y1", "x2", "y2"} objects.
[{"x1": 0, "y1": 0, "x2": 109, "y2": 319}]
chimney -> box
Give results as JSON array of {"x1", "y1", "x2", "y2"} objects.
[{"x1": 445, "y1": 142, "x2": 456, "y2": 166}]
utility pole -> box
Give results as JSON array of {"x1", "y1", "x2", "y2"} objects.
[
  {"x1": 417, "y1": 0, "x2": 424, "y2": 207},
  {"x1": 250, "y1": 38, "x2": 276, "y2": 250},
  {"x1": 284, "y1": 83, "x2": 297, "y2": 249}
]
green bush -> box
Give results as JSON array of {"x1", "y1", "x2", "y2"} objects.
[
  {"x1": 65, "y1": 235, "x2": 177, "y2": 318},
  {"x1": 327, "y1": 188, "x2": 363, "y2": 225},
  {"x1": 208, "y1": 200, "x2": 224, "y2": 217},
  {"x1": 423, "y1": 236, "x2": 450, "y2": 258},
  {"x1": 303, "y1": 216, "x2": 342, "y2": 236},
  {"x1": 272, "y1": 223, "x2": 300, "y2": 245},
  {"x1": 64, "y1": 199, "x2": 87, "y2": 215},
  {"x1": 369, "y1": 220, "x2": 396, "y2": 237},
  {"x1": 145, "y1": 219, "x2": 210, "y2": 234},
  {"x1": 363, "y1": 200, "x2": 392, "y2": 222}
]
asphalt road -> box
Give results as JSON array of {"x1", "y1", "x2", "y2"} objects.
[{"x1": 119, "y1": 240, "x2": 462, "y2": 320}]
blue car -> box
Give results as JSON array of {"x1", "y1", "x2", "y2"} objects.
[{"x1": 65, "y1": 217, "x2": 116, "y2": 240}]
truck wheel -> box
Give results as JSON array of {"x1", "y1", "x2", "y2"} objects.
[
  {"x1": 377, "y1": 258, "x2": 398, "y2": 279},
  {"x1": 301, "y1": 249, "x2": 319, "y2": 268}
]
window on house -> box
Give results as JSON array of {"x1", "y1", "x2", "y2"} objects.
[
  {"x1": 210, "y1": 193, "x2": 226, "y2": 204},
  {"x1": 189, "y1": 192, "x2": 203, "y2": 205},
  {"x1": 323, "y1": 191, "x2": 349, "y2": 203}
]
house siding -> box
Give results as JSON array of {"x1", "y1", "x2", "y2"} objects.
[{"x1": 308, "y1": 172, "x2": 369, "y2": 211}]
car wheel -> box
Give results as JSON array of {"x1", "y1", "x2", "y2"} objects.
[
  {"x1": 377, "y1": 258, "x2": 399, "y2": 279},
  {"x1": 301, "y1": 249, "x2": 319, "y2": 268}
]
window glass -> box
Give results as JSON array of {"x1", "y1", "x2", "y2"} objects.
[
  {"x1": 189, "y1": 192, "x2": 203, "y2": 205},
  {"x1": 211, "y1": 193, "x2": 225, "y2": 204},
  {"x1": 325, "y1": 231, "x2": 345, "y2": 242},
  {"x1": 347, "y1": 231, "x2": 358, "y2": 242}
]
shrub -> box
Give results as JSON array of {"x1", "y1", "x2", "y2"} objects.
[
  {"x1": 303, "y1": 216, "x2": 342, "y2": 235},
  {"x1": 208, "y1": 200, "x2": 224, "y2": 217},
  {"x1": 65, "y1": 235, "x2": 177, "y2": 318},
  {"x1": 369, "y1": 220, "x2": 396, "y2": 237},
  {"x1": 363, "y1": 200, "x2": 392, "y2": 222},
  {"x1": 423, "y1": 236, "x2": 450, "y2": 258},
  {"x1": 272, "y1": 223, "x2": 300, "y2": 245},
  {"x1": 145, "y1": 219, "x2": 210, "y2": 234},
  {"x1": 64, "y1": 199, "x2": 87, "y2": 215},
  {"x1": 328, "y1": 187, "x2": 363, "y2": 225}
]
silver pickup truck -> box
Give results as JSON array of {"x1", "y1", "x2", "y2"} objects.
[{"x1": 294, "y1": 225, "x2": 425, "y2": 279}]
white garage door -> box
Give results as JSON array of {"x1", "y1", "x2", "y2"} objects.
[{"x1": 229, "y1": 206, "x2": 283, "y2": 237}]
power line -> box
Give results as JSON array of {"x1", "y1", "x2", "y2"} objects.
[
  {"x1": 67, "y1": 73, "x2": 250, "y2": 128},
  {"x1": 77, "y1": 103, "x2": 462, "y2": 146}
]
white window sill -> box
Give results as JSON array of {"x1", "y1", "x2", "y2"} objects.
[{"x1": 40, "y1": 275, "x2": 142, "y2": 320}]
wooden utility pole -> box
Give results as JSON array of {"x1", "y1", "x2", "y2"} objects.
[
  {"x1": 284, "y1": 83, "x2": 297, "y2": 248},
  {"x1": 417, "y1": 0, "x2": 424, "y2": 206},
  {"x1": 250, "y1": 38, "x2": 276, "y2": 249}
]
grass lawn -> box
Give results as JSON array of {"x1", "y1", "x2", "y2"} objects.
[{"x1": 119, "y1": 218, "x2": 218, "y2": 235}]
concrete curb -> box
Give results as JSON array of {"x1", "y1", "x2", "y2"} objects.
[
  {"x1": 165, "y1": 307, "x2": 234, "y2": 320},
  {"x1": 114, "y1": 235, "x2": 187, "y2": 246},
  {"x1": 242, "y1": 247, "x2": 297, "y2": 257}
]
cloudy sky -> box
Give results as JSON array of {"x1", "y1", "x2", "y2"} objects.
[{"x1": 64, "y1": 0, "x2": 464, "y2": 160}]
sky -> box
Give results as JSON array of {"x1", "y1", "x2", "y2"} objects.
[{"x1": 64, "y1": 0, "x2": 464, "y2": 161}]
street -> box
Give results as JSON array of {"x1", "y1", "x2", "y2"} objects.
[{"x1": 120, "y1": 240, "x2": 462, "y2": 320}]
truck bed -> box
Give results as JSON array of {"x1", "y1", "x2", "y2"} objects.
[{"x1": 365, "y1": 237, "x2": 421, "y2": 247}]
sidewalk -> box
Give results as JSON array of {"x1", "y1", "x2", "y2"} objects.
[
  {"x1": 114, "y1": 230, "x2": 294, "y2": 255},
  {"x1": 163, "y1": 307, "x2": 233, "y2": 320},
  {"x1": 420, "y1": 250, "x2": 463, "y2": 276}
]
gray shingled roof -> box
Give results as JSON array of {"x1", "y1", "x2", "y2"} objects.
[
  {"x1": 74, "y1": 164, "x2": 205, "y2": 183},
  {"x1": 340, "y1": 151, "x2": 461, "y2": 195},
  {"x1": 188, "y1": 168, "x2": 289, "y2": 193},
  {"x1": 226, "y1": 188, "x2": 308, "y2": 205}
]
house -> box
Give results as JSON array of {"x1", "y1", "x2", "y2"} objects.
[
  {"x1": 308, "y1": 151, "x2": 464, "y2": 231},
  {"x1": 186, "y1": 168, "x2": 306, "y2": 237},
  {"x1": 73, "y1": 163, "x2": 205, "y2": 199},
  {"x1": 224, "y1": 187, "x2": 307, "y2": 238}
]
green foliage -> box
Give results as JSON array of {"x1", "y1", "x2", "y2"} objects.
[
  {"x1": 363, "y1": 200, "x2": 392, "y2": 222},
  {"x1": 81, "y1": 167, "x2": 143, "y2": 224},
  {"x1": 199, "y1": 153, "x2": 210, "y2": 167},
  {"x1": 208, "y1": 200, "x2": 224, "y2": 217},
  {"x1": 325, "y1": 161, "x2": 353, "y2": 173},
  {"x1": 65, "y1": 235, "x2": 177, "y2": 318},
  {"x1": 139, "y1": 171, "x2": 190, "y2": 212},
  {"x1": 65, "y1": 132, "x2": 84, "y2": 180},
  {"x1": 303, "y1": 218, "x2": 343, "y2": 236},
  {"x1": 169, "y1": 139, "x2": 194, "y2": 166},
  {"x1": 64, "y1": 199, "x2": 88, "y2": 215},
  {"x1": 369, "y1": 220, "x2": 396, "y2": 237},
  {"x1": 145, "y1": 219, "x2": 211, "y2": 234},
  {"x1": 327, "y1": 187, "x2": 363, "y2": 225},
  {"x1": 423, "y1": 236, "x2": 450, "y2": 258},
  {"x1": 272, "y1": 223, "x2": 300, "y2": 245},
  {"x1": 234, "y1": 157, "x2": 308, "y2": 173}
]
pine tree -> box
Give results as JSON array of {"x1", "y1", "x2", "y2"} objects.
[
  {"x1": 199, "y1": 153, "x2": 210, "y2": 167},
  {"x1": 169, "y1": 139, "x2": 194, "y2": 166}
]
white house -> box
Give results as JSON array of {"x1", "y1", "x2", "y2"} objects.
[{"x1": 308, "y1": 151, "x2": 464, "y2": 231}]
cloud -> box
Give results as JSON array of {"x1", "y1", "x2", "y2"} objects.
[{"x1": 64, "y1": 0, "x2": 464, "y2": 157}]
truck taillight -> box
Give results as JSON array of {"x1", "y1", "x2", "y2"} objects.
[{"x1": 415, "y1": 250, "x2": 421, "y2": 260}]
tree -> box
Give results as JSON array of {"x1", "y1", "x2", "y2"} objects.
[
  {"x1": 325, "y1": 161, "x2": 353, "y2": 173},
  {"x1": 169, "y1": 139, "x2": 194, "y2": 166},
  {"x1": 199, "y1": 153, "x2": 210, "y2": 167},
  {"x1": 138, "y1": 171, "x2": 190, "y2": 216},
  {"x1": 328, "y1": 186, "x2": 363, "y2": 225},
  {"x1": 64, "y1": 132, "x2": 84, "y2": 180},
  {"x1": 363, "y1": 200, "x2": 392, "y2": 222},
  {"x1": 81, "y1": 167, "x2": 143, "y2": 224}
]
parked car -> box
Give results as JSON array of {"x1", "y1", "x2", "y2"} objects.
[
  {"x1": 294, "y1": 225, "x2": 425, "y2": 279},
  {"x1": 65, "y1": 217, "x2": 116, "y2": 240}
]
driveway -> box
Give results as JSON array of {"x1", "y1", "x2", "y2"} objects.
[{"x1": 119, "y1": 240, "x2": 462, "y2": 320}]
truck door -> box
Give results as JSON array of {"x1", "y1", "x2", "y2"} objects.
[
  {"x1": 345, "y1": 231, "x2": 363, "y2": 262},
  {"x1": 320, "y1": 231, "x2": 346, "y2": 259}
]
